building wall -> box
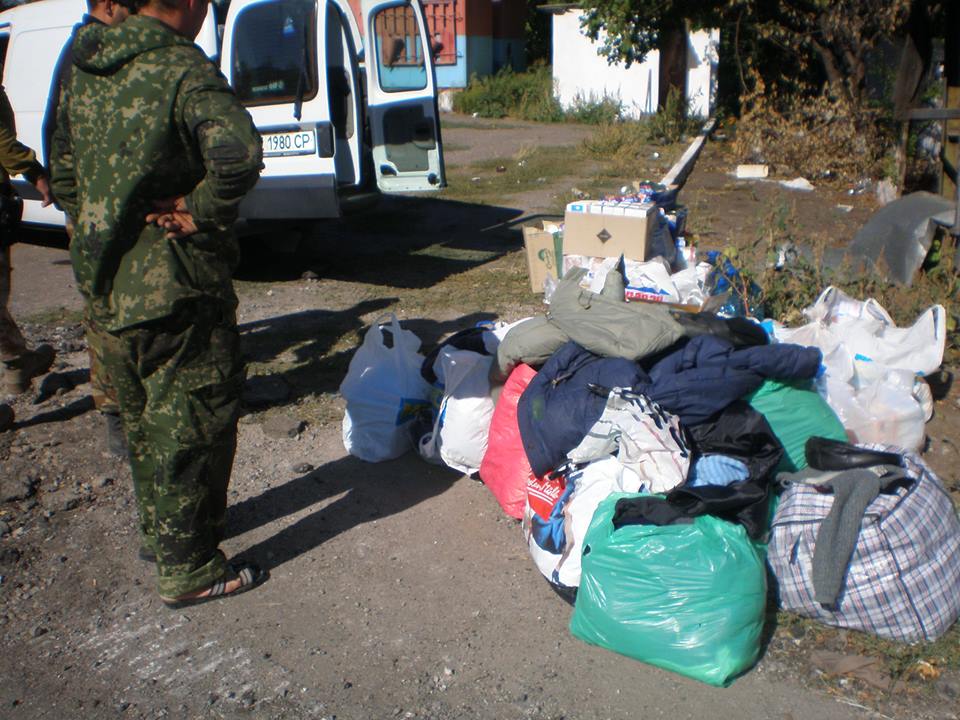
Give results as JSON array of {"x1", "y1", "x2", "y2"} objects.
[
  {"x1": 552, "y1": 9, "x2": 717, "y2": 119},
  {"x1": 684, "y1": 28, "x2": 719, "y2": 118},
  {"x1": 553, "y1": 9, "x2": 659, "y2": 118},
  {"x1": 349, "y1": 0, "x2": 525, "y2": 90}
]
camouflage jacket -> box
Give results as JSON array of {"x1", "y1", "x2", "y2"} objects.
[
  {"x1": 49, "y1": 15, "x2": 262, "y2": 331},
  {"x1": 0, "y1": 85, "x2": 45, "y2": 185}
]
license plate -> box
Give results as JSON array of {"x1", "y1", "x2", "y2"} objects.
[{"x1": 262, "y1": 129, "x2": 316, "y2": 157}]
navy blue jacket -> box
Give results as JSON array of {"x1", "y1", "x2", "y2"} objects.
[
  {"x1": 517, "y1": 341, "x2": 644, "y2": 478},
  {"x1": 518, "y1": 337, "x2": 821, "y2": 477},
  {"x1": 644, "y1": 335, "x2": 822, "y2": 426}
]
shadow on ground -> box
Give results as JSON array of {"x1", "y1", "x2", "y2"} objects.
[
  {"x1": 240, "y1": 308, "x2": 499, "y2": 410},
  {"x1": 228, "y1": 452, "x2": 459, "y2": 571},
  {"x1": 237, "y1": 195, "x2": 527, "y2": 288},
  {"x1": 15, "y1": 395, "x2": 94, "y2": 430}
]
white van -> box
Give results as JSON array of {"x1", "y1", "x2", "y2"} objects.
[{"x1": 0, "y1": 0, "x2": 446, "y2": 228}]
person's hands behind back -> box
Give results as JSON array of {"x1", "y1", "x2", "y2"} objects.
[{"x1": 146, "y1": 196, "x2": 198, "y2": 239}]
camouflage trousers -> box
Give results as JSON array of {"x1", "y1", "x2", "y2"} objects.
[
  {"x1": 84, "y1": 313, "x2": 120, "y2": 414},
  {"x1": 97, "y1": 299, "x2": 246, "y2": 597},
  {"x1": 66, "y1": 222, "x2": 119, "y2": 414},
  {"x1": 0, "y1": 244, "x2": 28, "y2": 361}
]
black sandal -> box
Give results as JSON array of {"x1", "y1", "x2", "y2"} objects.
[{"x1": 161, "y1": 561, "x2": 267, "y2": 609}]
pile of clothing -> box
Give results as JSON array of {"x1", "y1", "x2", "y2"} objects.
[{"x1": 340, "y1": 267, "x2": 960, "y2": 687}]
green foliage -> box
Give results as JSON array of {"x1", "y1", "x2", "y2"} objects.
[
  {"x1": 565, "y1": 93, "x2": 624, "y2": 124},
  {"x1": 453, "y1": 66, "x2": 562, "y2": 121},
  {"x1": 580, "y1": 0, "x2": 722, "y2": 68},
  {"x1": 583, "y1": 0, "x2": 942, "y2": 113},
  {"x1": 646, "y1": 87, "x2": 701, "y2": 143},
  {"x1": 452, "y1": 67, "x2": 627, "y2": 125},
  {"x1": 580, "y1": 122, "x2": 648, "y2": 161},
  {"x1": 580, "y1": 89, "x2": 699, "y2": 168},
  {"x1": 523, "y1": 0, "x2": 551, "y2": 64}
]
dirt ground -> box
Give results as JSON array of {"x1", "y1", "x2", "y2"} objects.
[{"x1": 1, "y1": 115, "x2": 958, "y2": 720}]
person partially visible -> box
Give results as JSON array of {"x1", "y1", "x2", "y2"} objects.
[
  {"x1": 50, "y1": 0, "x2": 265, "y2": 606},
  {"x1": 43, "y1": 0, "x2": 130, "y2": 455},
  {"x1": 0, "y1": 86, "x2": 56, "y2": 432}
]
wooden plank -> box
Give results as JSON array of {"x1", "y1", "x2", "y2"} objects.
[{"x1": 659, "y1": 118, "x2": 716, "y2": 191}]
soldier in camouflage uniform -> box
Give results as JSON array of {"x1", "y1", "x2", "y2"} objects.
[
  {"x1": 43, "y1": 0, "x2": 130, "y2": 455},
  {"x1": 49, "y1": 0, "x2": 266, "y2": 605},
  {"x1": 0, "y1": 86, "x2": 56, "y2": 430}
]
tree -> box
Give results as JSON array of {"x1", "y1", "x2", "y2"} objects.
[
  {"x1": 579, "y1": 0, "x2": 721, "y2": 69},
  {"x1": 581, "y1": 0, "x2": 939, "y2": 106}
]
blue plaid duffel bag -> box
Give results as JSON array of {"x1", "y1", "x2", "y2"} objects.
[{"x1": 768, "y1": 446, "x2": 960, "y2": 642}]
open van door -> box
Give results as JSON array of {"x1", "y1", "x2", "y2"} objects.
[
  {"x1": 222, "y1": 0, "x2": 341, "y2": 219},
  {"x1": 361, "y1": 0, "x2": 445, "y2": 193}
]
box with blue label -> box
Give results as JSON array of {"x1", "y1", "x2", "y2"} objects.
[{"x1": 563, "y1": 200, "x2": 656, "y2": 262}]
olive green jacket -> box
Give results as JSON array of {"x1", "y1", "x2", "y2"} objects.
[
  {"x1": 50, "y1": 15, "x2": 263, "y2": 331},
  {"x1": 0, "y1": 86, "x2": 44, "y2": 185}
]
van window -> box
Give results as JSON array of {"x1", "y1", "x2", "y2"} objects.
[
  {"x1": 373, "y1": 4, "x2": 427, "y2": 93},
  {"x1": 232, "y1": 0, "x2": 319, "y2": 106}
]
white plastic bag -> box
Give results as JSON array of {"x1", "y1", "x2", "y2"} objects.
[
  {"x1": 418, "y1": 348, "x2": 495, "y2": 475},
  {"x1": 340, "y1": 314, "x2": 432, "y2": 462},
  {"x1": 773, "y1": 287, "x2": 946, "y2": 450},
  {"x1": 818, "y1": 371, "x2": 926, "y2": 449},
  {"x1": 523, "y1": 457, "x2": 644, "y2": 589},
  {"x1": 798, "y1": 286, "x2": 946, "y2": 375}
]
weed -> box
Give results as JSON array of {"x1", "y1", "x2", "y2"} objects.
[
  {"x1": 579, "y1": 120, "x2": 687, "y2": 179},
  {"x1": 776, "y1": 612, "x2": 960, "y2": 677},
  {"x1": 565, "y1": 92, "x2": 624, "y2": 125},
  {"x1": 733, "y1": 71, "x2": 892, "y2": 183},
  {"x1": 439, "y1": 142, "x2": 470, "y2": 153},
  {"x1": 453, "y1": 65, "x2": 563, "y2": 122},
  {"x1": 646, "y1": 87, "x2": 701, "y2": 144},
  {"x1": 440, "y1": 119, "x2": 524, "y2": 130},
  {"x1": 580, "y1": 122, "x2": 648, "y2": 162},
  {"x1": 706, "y1": 201, "x2": 959, "y2": 363}
]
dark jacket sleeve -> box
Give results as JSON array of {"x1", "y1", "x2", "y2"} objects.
[
  {"x1": 178, "y1": 58, "x2": 262, "y2": 232},
  {"x1": 42, "y1": 30, "x2": 77, "y2": 171},
  {"x1": 0, "y1": 87, "x2": 44, "y2": 185},
  {"x1": 48, "y1": 76, "x2": 78, "y2": 222}
]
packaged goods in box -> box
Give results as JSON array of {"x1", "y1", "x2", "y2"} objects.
[
  {"x1": 522, "y1": 221, "x2": 564, "y2": 292},
  {"x1": 563, "y1": 200, "x2": 655, "y2": 261}
]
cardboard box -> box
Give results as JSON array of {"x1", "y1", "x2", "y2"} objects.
[
  {"x1": 522, "y1": 221, "x2": 564, "y2": 292},
  {"x1": 563, "y1": 200, "x2": 655, "y2": 261}
]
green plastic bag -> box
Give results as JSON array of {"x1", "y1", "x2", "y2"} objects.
[
  {"x1": 569, "y1": 493, "x2": 767, "y2": 687},
  {"x1": 747, "y1": 378, "x2": 847, "y2": 472}
]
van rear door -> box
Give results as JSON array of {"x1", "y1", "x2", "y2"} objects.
[
  {"x1": 2, "y1": 11, "x2": 76, "y2": 227},
  {"x1": 361, "y1": 0, "x2": 445, "y2": 193},
  {"x1": 221, "y1": 0, "x2": 340, "y2": 219}
]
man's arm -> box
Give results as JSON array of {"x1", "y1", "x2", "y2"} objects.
[
  {"x1": 48, "y1": 79, "x2": 79, "y2": 221},
  {"x1": 178, "y1": 59, "x2": 263, "y2": 233},
  {"x1": 43, "y1": 29, "x2": 76, "y2": 171},
  {"x1": 0, "y1": 88, "x2": 44, "y2": 185}
]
